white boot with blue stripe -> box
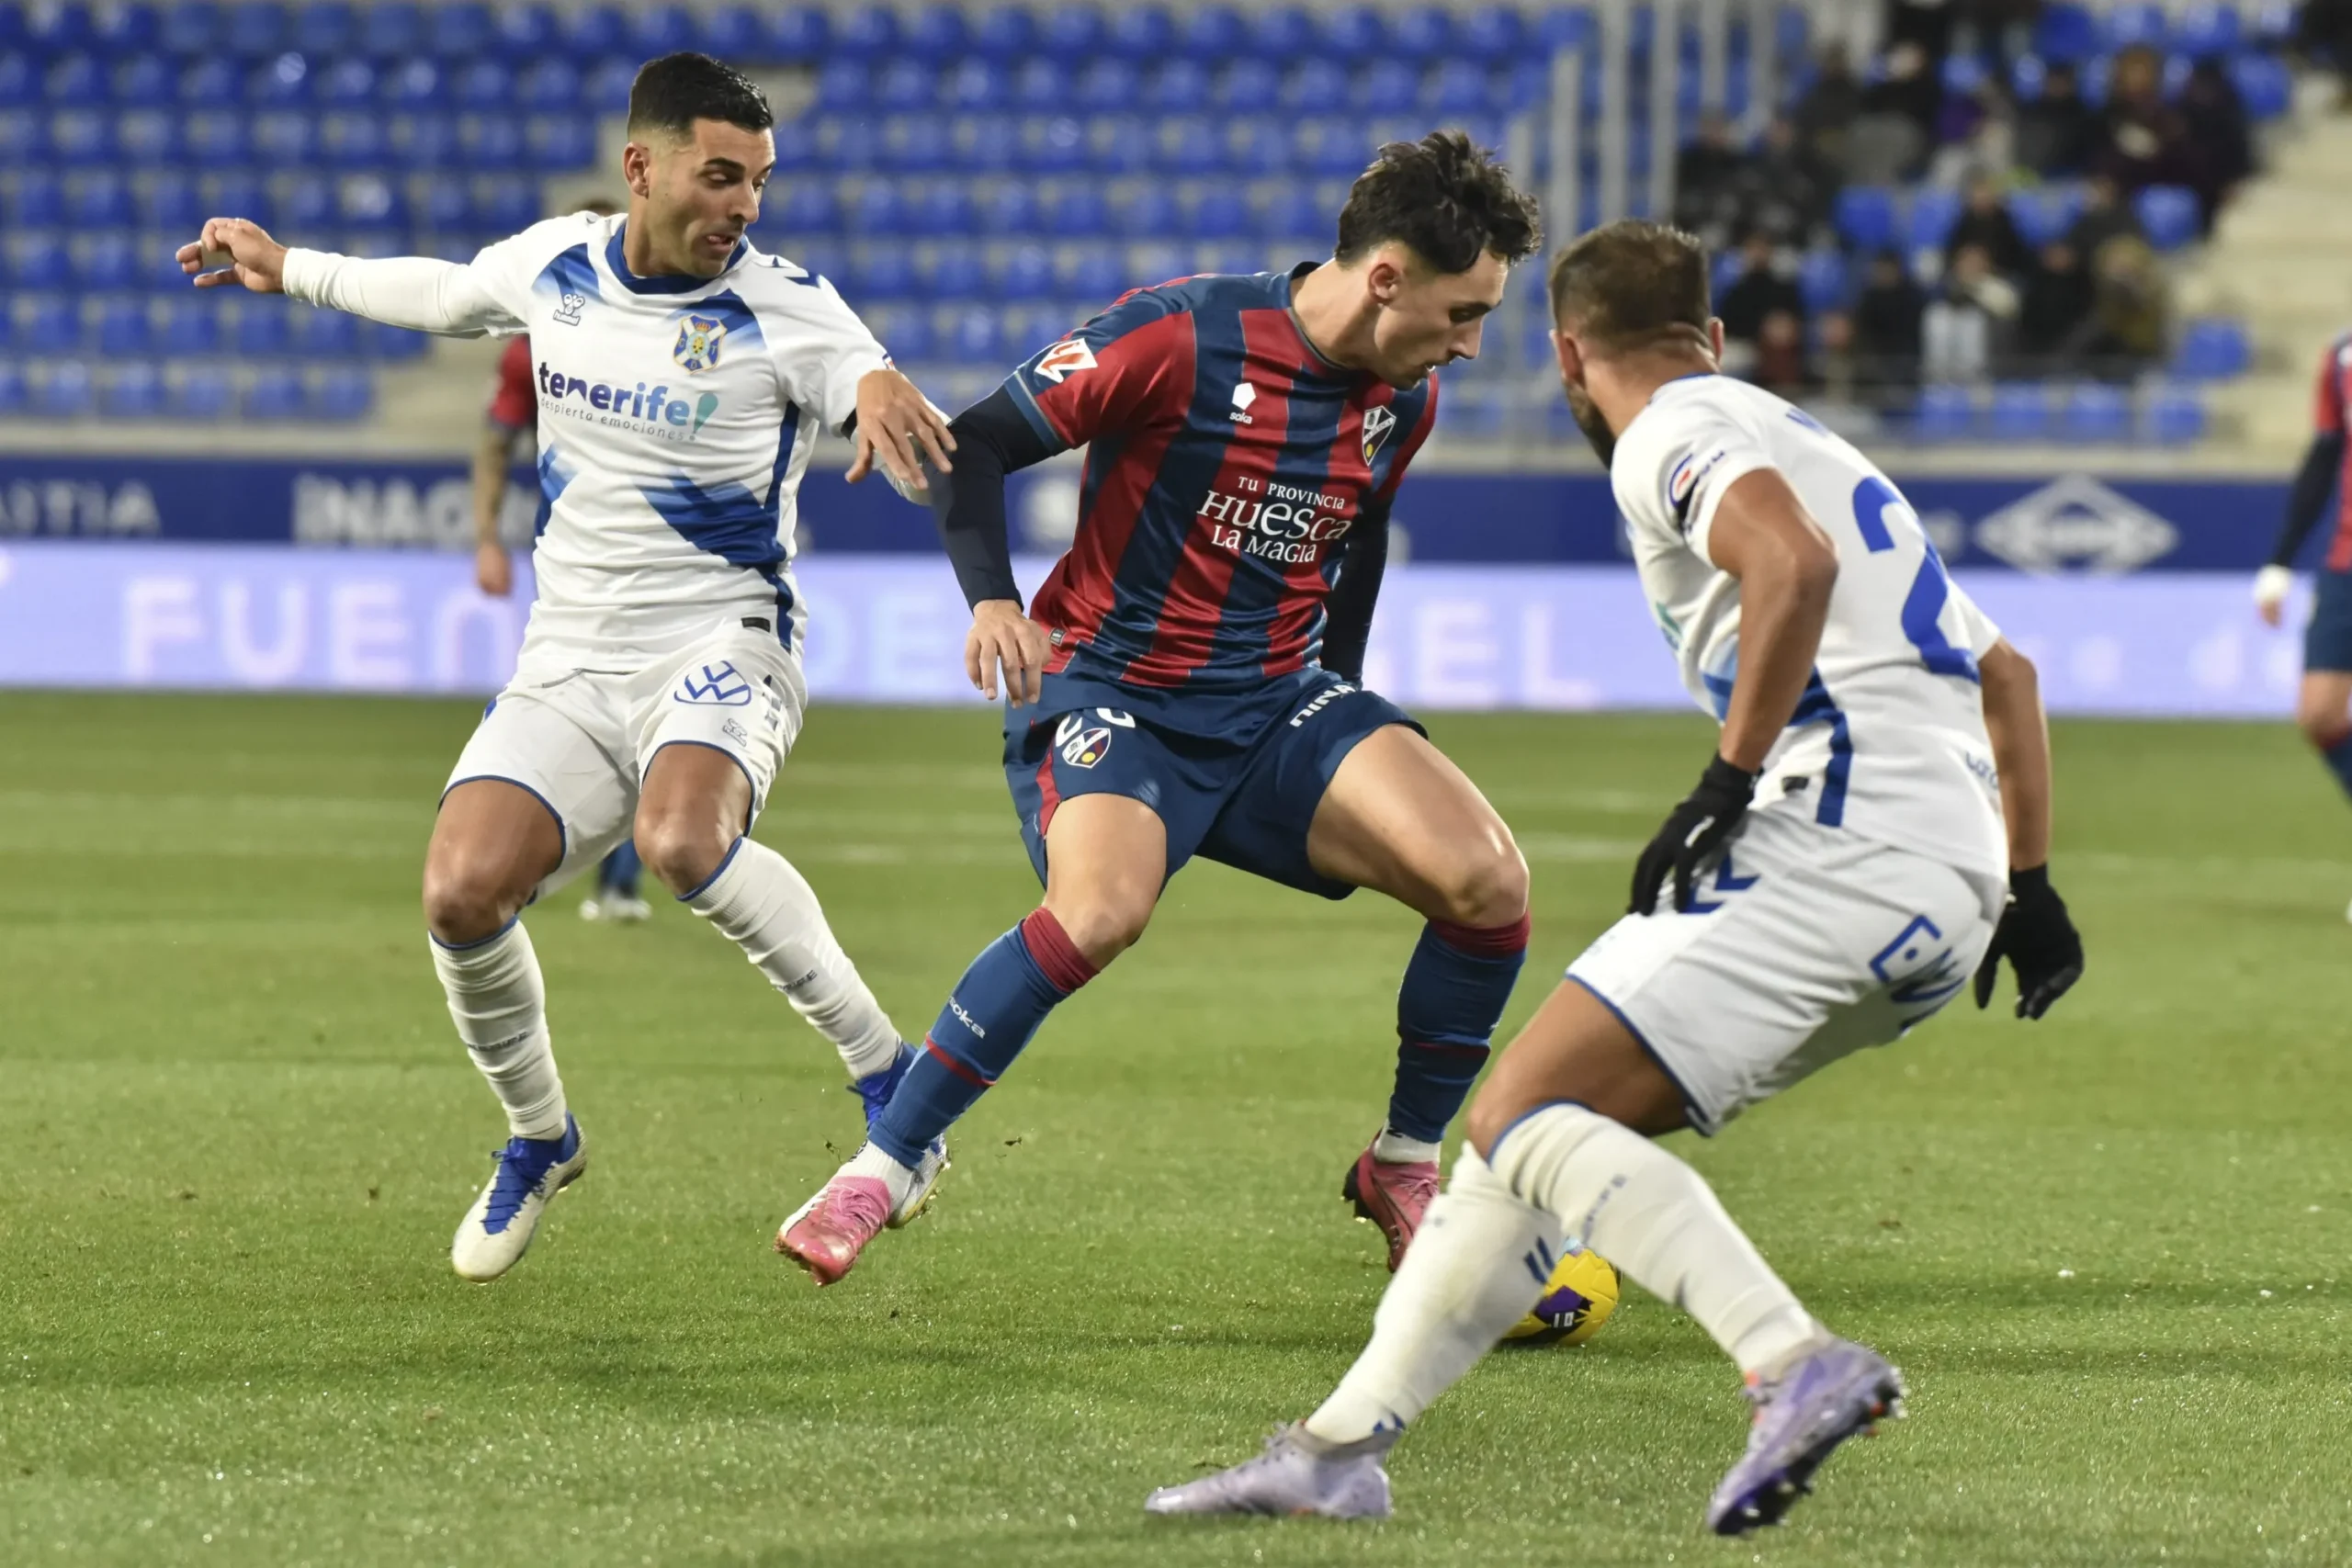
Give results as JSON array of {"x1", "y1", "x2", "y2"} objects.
[{"x1": 451, "y1": 1114, "x2": 588, "y2": 1281}]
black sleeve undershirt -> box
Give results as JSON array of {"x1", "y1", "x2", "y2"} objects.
[
  {"x1": 1319, "y1": 500, "x2": 1393, "y2": 682},
  {"x1": 926, "y1": 386, "x2": 1056, "y2": 609},
  {"x1": 2269, "y1": 432, "x2": 2347, "y2": 570}
]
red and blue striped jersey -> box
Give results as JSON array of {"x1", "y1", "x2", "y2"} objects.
[
  {"x1": 1001, "y1": 267, "x2": 1438, "y2": 692},
  {"x1": 2312, "y1": 333, "x2": 2352, "y2": 571}
]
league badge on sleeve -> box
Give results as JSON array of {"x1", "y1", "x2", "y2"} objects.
[
  {"x1": 1033, "y1": 336, "x2": 1098, "y2": 384},
  {"x1": 1361, "y1": 404, "x2": 1396, "y2": 463},
  {"x1": 673, "y1": 313, "x2": 728, "y2": 374}
]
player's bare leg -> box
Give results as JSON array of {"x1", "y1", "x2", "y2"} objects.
[
  {"x1": 638, "y1": 741, "x2": 944, "y2": 1220},
  {"x1": 780, "y1": 794, "x2": 1165, "y2": 1282},
  {"x1": 1152, "y1": 981, "x2": 1898, "y2": 1531},
  {"x1": 425, "y1": 780, "x2": 587, "y2": 1281},
  {"x1": 2290, "y1": 672, "x2": 2352, "y2": 919},
  {"x1": 1305, "y1": 724, "x2": 1532, "y2": 1268}
]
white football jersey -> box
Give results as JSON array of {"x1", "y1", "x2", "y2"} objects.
[
  {"x1": 458, "y1": 211, "x2": 889, "y2": 660},
  {"x1": 1609, "y1": 374, "x2": 2007, "y2": 882}
]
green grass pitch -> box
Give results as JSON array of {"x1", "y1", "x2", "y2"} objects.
[{"x1": 4, "y1": 690, "x2": 2351, "y2": 1566}]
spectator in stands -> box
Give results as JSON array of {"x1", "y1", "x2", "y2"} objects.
[
  {"x1": 1673, "y1": 112, "x2": 1750, "y2": 248},
  {"x1": 1717, "y1": 231, "x2": 1805, "y2": 349},
  {"x1": 1729, "y1": 116, "x2": 1835, "y2": 245},
  {"x1": 1923, "y1": 242, "x2": 2019, "y2": 382},
  {"x1": 1945, "y1": 172, "x2": 2035, "y2": 280},
  {"x1": 2177, "y1": 57, "x2": 2254, "y2": 225},
  {"x1": 2078, "y1": 233, "x2": 2170, "y2": 375},
  {"x1": 1849, "y1": 41, "x2": 1940, "y2": 183},
  {"x1": 1793, "y1": 42, "x2": 1864, "y2": 174},
  {"x1": 1884, "y1": 0, "x2": 1958, "y2": 59},
  {"x1": 2016, "y1": 61, "x2": 2098, "y2": 177},
  {"x1": 2016, "y1": 240, "x2": 2095, "y2": 371},
  {"x1": 1853, "y1": 248, "x2": 1926, "y2": 394},
  {"x1": 2064, "y1": 174, "x2": 2145, "y2": 260},
  {"x1": 2297, "y1": 0, "x2": 2352, "y2": 106},
  {"x1": 2097, "y1": 45, "x2": 2195, "y2": 196},
  {"x1": 1815, "y1": 309, "x2": 1861, "y2": 407},
  {"x1": 1752, "y1": 310, "x2": 1811, "y2": 394}
]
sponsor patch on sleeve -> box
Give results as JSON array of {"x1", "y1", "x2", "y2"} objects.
[
  {"x1": 1665, "y1": 446, "x2": 1729, "y2": 534},
  {"x1": 1033, "y1": 337, "x2": 1099, "y2": 384}
]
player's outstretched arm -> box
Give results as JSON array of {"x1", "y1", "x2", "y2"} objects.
[
  {"x1": 177, "y1": 217, "x2": 511, "y2": 335},
  {"x1": 1630, "y1": 468, "x2": 1838, "y2": 914},
  {"x1": 1973, "y1": 638, "x2": 2083, "y2": 1019},
  {"x1": 2256, "y1": 430, "x2": 2346, "y2": 626},
  {"x1": 925, "y1": 387, "x2": 1054, "y2": 705}
]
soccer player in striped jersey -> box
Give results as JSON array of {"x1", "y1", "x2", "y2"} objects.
[
  {"x1": 776, "y1": 133, "x2": 1545, "y2": 1285},
  {"x1": 2256, "y1": 331, "x2": 2352, "y2": 917}
]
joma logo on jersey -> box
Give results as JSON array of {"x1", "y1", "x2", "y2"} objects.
[
  {"x1": 537, "y1": 364, "x2": 719, "y2": 438},
  {"x1": 673, "y1": 313, "x2": 728, "y2": 373},
  {"x1": 1033, "y1": 336, "x2": 1097, "y2": 383},
  {"x1": 675, "y1": 661, "x2": 752, "y2": 705},
  {"x1": 1361, "y1": 404, "x2": 1396, "y2": 461},
  {"x1": 1230, "y1": 381, "x2": 1258, "y2": 423}
]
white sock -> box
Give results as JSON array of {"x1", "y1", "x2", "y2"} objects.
[
  {"x1": 1306, "y1": 1149, "x2": 1559, "y2": 1443},
  {"x1": 1372, "y1": 1125, "x2": 1442, "y2": 1165},
  {"x1": 1487, "y1": 1102, "x2": 1823, "y2": 1375},
  {"x1": 846, "y1": 1140, "x2": 918, "y2": 1208},
  {"x1": 431, "y1": 921, "x2": 568, "y2": 1141},
  {"x1": 687, "y1": 838, "x2": 902, "y2": 1080}
]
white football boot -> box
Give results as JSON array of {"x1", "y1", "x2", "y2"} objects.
[{"x1": 451, "y1": 1115, "x2": 588, "y2": 1281}]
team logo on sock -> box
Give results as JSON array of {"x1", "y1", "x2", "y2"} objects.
[
  {"x1": 1054, "y1": 711, "x2": 1113, "y2": 768},
  {"x1": 676, "y1": 660, "x2": 752, "y2": 705}
]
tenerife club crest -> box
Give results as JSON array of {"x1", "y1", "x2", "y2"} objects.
[
  {"x1": 673, "y1": 313, "x2": 728, "y2": 374},
  {"x1": 1361, "y1": 404, "x2": 1396, "y2": 463}
]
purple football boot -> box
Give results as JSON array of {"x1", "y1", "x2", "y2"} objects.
[
  {"x1": 1145, "y1": 1426, "x2": 1397, "y2": 1519},
  {"x1": 1707, "y1": 1337, "x2": 1905, "y2": 1536}
]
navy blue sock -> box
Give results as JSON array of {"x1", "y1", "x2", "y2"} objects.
[
  {"x1": 870, "y1": 908, "x2": 1098, "y2": 1167},
  {"x1": 599, "y1": 841, "x2": 642, "y2": 897},
  {"x1": 1386, "y1": 915, "x2": 1532, "y2": 1145},
  {"x1": 2323, "y1": 734, "x2": 2352, "y2": 800}
]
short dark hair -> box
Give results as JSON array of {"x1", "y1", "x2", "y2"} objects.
[
  {"x1": 1546, "y1": 220, "x2": 1713, "y2": 353},
  {"x1": 628, "y1": 52, "x2": 773, "y2": 140},
  {"x1": 1334, "y1": 130, "x2": 1543, "y2": 274}
]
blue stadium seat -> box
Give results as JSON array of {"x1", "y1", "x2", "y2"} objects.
[
  {"x1": 459, "y1": 112, "x2": 526, "y2": 171},
  {"x1": 1457, "y1": 5, "x2": 1525, "y2": 62},
  {"x1": 414, "y1": 177, "x2": 472, "y2": 233},
  {"x1": 997, "y1": 242, "x2": 1057, "y2": 300},
  {"x1": 2174, "y1": 2, "x2": 2243, "y2": 57},
  {"x1": 429, "y1": 3, "x2": 493, "y2": 60},
  {"x1": 360, "y1": 320, "x2": 428, "y2": 361},
  {"x1": 1017, "y1": 114, "x2": 1087, "y2": 174},
  {"x1": 1179, "y1": 5, "x2": 1246, "y2": 61},
  {"x1": 970, "y1": 5, "x2": 1033, "y2": 62},
  {"x1": 209, "y1": 170, "x2": 270, "y2": 227},
  {"x1": 1834, "y1": 186, "x2": 1898, "y2": 251},
  {"x1": 697, "y1": 6, "x2": 767, "y2": 61},
  {"x1": 2010, "y1": 52, "x2": 2048, "y2": 100},
  {"x1": 2144, "y1": 384, "x2": 2206, "y2": 443},
  {"x1": 15, "y1": 291, "x2": 78, "y2": 351},
  {"x1": 876, "y1": 61, "x2": 937, "y2": 113},
  {"x1": 116, "y1": 105, "x2": 170, "y2": 161},
  {"x1": 27, "y1": 3, "x2": 93, "y2": 55},
  {"x1": 1393, "y1": 6, "x2": 1455, "y2": 59},
  {"x1": 514, "y1": 57, "x2": 578, "y2": 111},
  {"x1": 1354, "y1": 60, "x2": 1419, "y2": 115},
  {"x1": 1258, "y1": 182, "x2": 1322, "y2": 240},
  {"x1": 79, "y1": 231, "x2": 141, "y2": 293},
  {"x1": 1040, "y1": 6, "x2": 1106, "y2": 64},
  {"x1": 337, "y1": 174, "x2": 404, "y2": 231},
  {"x1": 1941, "y1": 52, "x2": 1988, "y2": 96},
  {"x1": 777, "y1": 180, "x2": 840, "y2": 237},
  {"x1": 832, "y1": 7, "x2": 899, "y2": 62},
  {"x1": 981, "y1": 183, "x2": 1039, "y2": 235},
  {"x1": 1057, "y1": 243, "x2": 1125, "y2": 300},
  {"x1": 1798, "y1": 249, "x2": 1849, "y2": 313},
  {"x1": 1075, "y1": 59, "x2": 1137, "y2": 112},
  {"x1": 111, "y1": 52, "x2": 170, "y2": 102},
  {"x1": 1041, "y1": 185, "x2": 1107, "y2": 237},
  {"x1": 101, "y1": 361, "x2": 165, "y2": 418},
  {"x1": 363, "y1": 4, "x2": 425, "y2": 60},
  {"x1": 1007, "y1": 58, "x2": 1066, "y2": 110},
  {"x1": 0, "y1": 52, "x2": 28, "y2": 108},
  {"x1": 291, "y1": 304, "x2": 358, "y2": 357},
  {"x1": 1707, "y1": 248, "x2": 1744, "y2": 306},
  {"x1": 164, "y1": 2, "x2": 225, "y2": 58},
  {"x1": 492, "y1": 4, "x2": 558, "y2": 62},
  {"x1": 379, "y1": 56, "x2": 442, "y2": 109},
  {"x1": 1212, "y1": 58, "x2": 1280, "y2": 112},
  {"x1": 1157, "y1": 116, "x2": 1224, "y2": 175},
  {"x1": 171, "y1": 365, "x2": 234, "y2": 420},
  {"x1": 1087, "y1": 114, "x2": 1151, "y2": 175},
  {"x1": 291, "y1": 3, "x2": 358, "y2": 59},
  {"x1": 233, "y1": 296, "x2": 290, "y2": 355},
  {"x1": 901, "y1": 4, "x2": 968, "y2": 64},
  {"x1": 176, "y1": 55, "x2": 235, "y2": 104},
  {"x1": 2007, "y1": 185, "x2": 2083, "y2": 248},
  {"x1": 1984, "y1": 385, "x2": 2060, "y2": 444},
  {"x1": 156, "y1": 296, "x2": 219, "y2": 355},
  {"x1": 583, "y1": 58, "x2": 633, "y2": 113},
  {"x1": 1282, "y1": 58, "x2": 1349, "y2": 112},
  {"x1": 2172, "y1": 317, "x2": 2252, "y2": 380},
  {"x1": 11, "y1": 231, "x2": 68, "y2": 297},
  {"x1": 1324, "y1": 5, "x2": 1387, "y2": 60},
  {"x1": 45, "y1": 52, "x2": 102, "y2": 102},
  {"x1": 858, "y1": 303, "x2": 929, "y2": 362},
  {"x1": 908, "y1": 181, "x2": 977, "y2": 236},
  {"x1": 220, "y1": 2, "x2": 286, "y2": 60},
  {"x1": 50, "y1": 107, "x2": 109, "y2": 161},
  {"x1": 877, "y1": 111, "x2": 952, "y2": 175},
  {"x1": 2033, "y1": 3, "x2": 2101, "y2": 62},
  {"x1": 277, "y1": 172, "x2": 334, "y2": 231},
  {"x1": 526, "y1": 114, "x2": 595, "y2": 170},
  {"x1": 97, "y1": 4, "x2": 163, "y2": 58},
  {"x1": 1427, "y1": 61, "x2": 1491, "y2": 115},
  {"x1": 944, "y1": 60, "x2": 1009, "y2": 111},
  {"x1": 944, "y1": 304, "x2": 1001, "y2": 363},
  {"x1": 919, "y1": 245, "x2": 986, "y2": 299},
  {"x1": 2078, "y1": 52, "x2": 2114, "y2": 108},
  {"x1": 1107, "y1": 6, "x2": 1175, "y2": 62},
  {"x1": 140, "y1": 170, "x2": 202, "y2": 231},
  {"x1": 628, "y1": 5, "x2": 695, "y2": 59},
  {"x1": 1906, "y1": 187, "x2": 1963, "y2": 253},
  {"x1": 2103, "y1": 2, "x2": 2168, "y2": 51},
  {"x1": 0, "y1": 362, "x2": 24, "y2": 416},
  {"x1": 0, "y1": 108, "x2": 40, "y2": 161},
  {"x1": 322, "y1": 109, "x2": 388, "y2": 167},
  {"x1": 2135, "y1": 184, "x2": 2199, "y2": 250},
  {"x1": 320, "y1": 59, "x2": 381, "y2": 107},
  {"x1": 1147, "y1": 59, "x2": 1210, "y2": 113},
  {"x1": 8, "y1": 169, "x2": 62, "y2": 226},
  {"x1": 66, "y1": 172, "x2": 132, "y2": 228},
  {"x1": 560, "y1": 5, "x2": 628, "y2": 63},
  {"x1": 243, "y1": 365, "x2": 306, "y2": 418},
  {"x1": 1114, "y1": 185, "x2": 1182, "y2": 239},
  {"x1": 1914, "y1": 383, "x2": 1978, "y2": 441},
  {"x1": 811, "y1": 61, "x2": 868, "y2": 114},
  {"x1": 1227, "y1": 118, "x2": 1290, "y2": 175},
  {"x1": 1251, "y1": 6, "x2": 1318, "y2": 62},
  {"x1": 448, "y1": 58, "x2": 509, "y2": 109},
  {"x1": 2062, "y1": 381, "x2": 2131, "y2": 441},
  {"x1": 1295, "y1": 118, "x2": 1374, "y2": 178},
  {"x1": 390, "y1": 111, "x2": 459, "y2": 168},
  {"x1": 2231, "y1": 53, "x2": 2291, "y2": 119},
  {"x1": 38, "y1": 361, "x2": 96, "y2": 419},
  {"x1": 847, "y1": 180, "x2": 905, "y2": 236},
  {"x1": 95, "y1": 297, "x2": 151, "y2": 357},
  {"x1": 246, "y1": 105, "x2": 309, "y2": 162},
  {"x1": 175, "y1": 107, "x2": 238, "y2": 163}
]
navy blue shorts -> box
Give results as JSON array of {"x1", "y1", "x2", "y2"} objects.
[
  {"x1": 1003, "y1": 667, "x2": 1421, "y2": 900},
  {"x1": 2309, "y1": 570, "x2": 2352, "y2": 673}
]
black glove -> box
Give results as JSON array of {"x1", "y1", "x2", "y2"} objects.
[
  {"x1": 1972, "y1": 865, "x2": 2084, "y2": 1020},
  {"x1": 1630, "y1": 756, "x2": 1756, "y2": 915}
]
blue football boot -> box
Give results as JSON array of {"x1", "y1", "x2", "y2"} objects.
[
  {"x1": 1707, "y1": 1337, "x2": 1905, "y2": 1536},
  {"x1": 451, "y1": 1114, "x2": 587, "y2": 1282}
]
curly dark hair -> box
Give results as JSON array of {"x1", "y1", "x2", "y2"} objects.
[
  {"x1": 1333, "y1": 130, "x2": 1544, "y2": 274},
  {"x1": 628, "y1": 52, "x2": 774, "y2": 139}
]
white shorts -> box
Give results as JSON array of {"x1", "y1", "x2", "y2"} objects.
[
  {"x1": 1566, "y1": 806, "x2": 2005, "y2": 1136},
  {"x1": 445, "y1": 616, "x2": 807, "y2": 899}
]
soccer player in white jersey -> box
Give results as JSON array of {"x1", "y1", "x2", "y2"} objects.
[
  {"x1": 175, "y1": 54, "x2": 957, "y2": 1282},
  {"x1": 1147, "y1": 220, "x2": 2086, "y2": 1534}
]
